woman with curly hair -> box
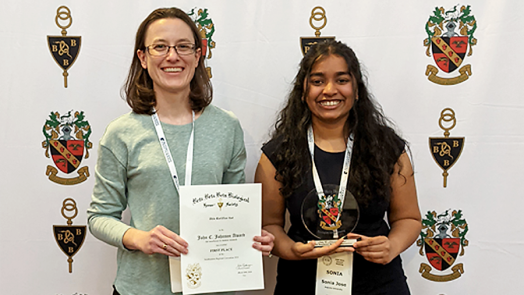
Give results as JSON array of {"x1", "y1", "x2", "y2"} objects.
[{"x1": 255, "y1": 40, "x2": 421, "y2": 294}]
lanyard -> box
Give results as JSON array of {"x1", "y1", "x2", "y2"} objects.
[
  {"x1": 307, "y1": 125, "x2": 354, "y2": 239},
  {"x1": 152, "y1": 109, "x2": 195, "y2": 192}
]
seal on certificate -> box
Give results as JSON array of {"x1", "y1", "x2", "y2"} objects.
[
  {"x1": 186, "y1": 263, "x2": 202, "y2": 289},
  {"x1": 217, "y1": 198, "x2": 224, "y2": 210}
]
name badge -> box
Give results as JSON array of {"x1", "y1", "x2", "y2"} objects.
[{"x1": 316, "y1": 252, "x2": 353, "y2": 294}]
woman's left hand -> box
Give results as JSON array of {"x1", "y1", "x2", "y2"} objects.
[
  {"x1": 252, "y1": 229, "x2": 275, "y2": 256},
  {"x1": 347, "y1": 233, "x2": 395, "y2": 265}
]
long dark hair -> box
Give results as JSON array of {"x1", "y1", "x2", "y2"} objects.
[
  {"x1": 270, "y1": 40, "x2": 405, "y2": 206},
  {"x1": 123, "y1": 7, "x2": 212, "y2": 114}
]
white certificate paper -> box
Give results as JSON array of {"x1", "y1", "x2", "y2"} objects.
[{"x1": 172, "y1": 183, "x2": 264, "y2": 294}]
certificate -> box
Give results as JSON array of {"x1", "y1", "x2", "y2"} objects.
[{"x1": 172, "y1": 183, "x2": 264, "y2": 294}]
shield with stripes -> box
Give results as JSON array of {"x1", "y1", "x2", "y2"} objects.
[
  {"x1": 431, "y1": 36, "x2": 469, "y2": 73},
  {"x1": 424, "y1": 238, "x2": 461, "y2": 271}
]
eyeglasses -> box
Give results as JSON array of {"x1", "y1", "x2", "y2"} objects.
[{"x1": 145, "y1": 43, "x2": 196, "y2": 57}]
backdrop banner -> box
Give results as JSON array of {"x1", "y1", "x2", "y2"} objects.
[{"x1": 1, "y1": 1, "x2": 522, "y2": 294}]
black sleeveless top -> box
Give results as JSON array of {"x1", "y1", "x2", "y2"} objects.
[{"x1": 262, "y1": 138, "x2": 410, "y2": 295}]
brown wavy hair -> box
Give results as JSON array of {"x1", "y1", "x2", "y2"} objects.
[
  {"x1": 269, "y1": 40, "x2": 405, "y2": 206},
  {"x1": 123, "y1": 7, "x2": 212, "y2": 114}
]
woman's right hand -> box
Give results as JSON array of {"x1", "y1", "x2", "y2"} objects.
[
  {"x1": 290, "y1": 237, "x2": 353, "y2": 260},
  {"x1": 123, "y1": 225, "x2": 188, "y2": 257}
]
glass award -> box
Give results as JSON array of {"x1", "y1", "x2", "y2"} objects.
[{"x1": 301, "y1": 184, "x2": 359, "y2": 247}]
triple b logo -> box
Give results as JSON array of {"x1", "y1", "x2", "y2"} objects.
[
  {"x1": 429, "y1": 108, "x2": 464, "y2": 187},
  {"x1": 54, "y1": 198, "x2": 86, "y2": 273},
  {"x1": 47, "y1": 6, "x2": 81, "y2": 88},
  {"x1": 300, "y1": 6, "x2": 335, "y2": 56}
]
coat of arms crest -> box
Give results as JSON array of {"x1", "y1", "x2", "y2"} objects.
[
  {"x1": 417, "y1": 209, "x2": 469, "y2": 282},
  {"x1": 424, "y1": 5, "x2": 477, "y2": 85},
  {"x1": 186, "y1": 263, "x2": 203, "y2": 289},
  {"x1": 188, "y1": 8, "x2": 216, "y2": 78},
  {"x1": 42, "y1": 110, "x2": 92, "y2": 185},
  {"x1": 317, "y1": 193, "x2": 342, "y2": 231}
]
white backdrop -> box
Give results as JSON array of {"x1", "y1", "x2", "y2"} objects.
[{"x1": 1, "y1": 0, "x2": 523, "y2": 294}]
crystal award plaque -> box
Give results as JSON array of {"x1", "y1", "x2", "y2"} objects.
[{"x1": 302, "y1": 184, "x2": 359, "y2": 247}]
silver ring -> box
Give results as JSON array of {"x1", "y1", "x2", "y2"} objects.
[{"x1": 268, "y1": 252, "x2": 273, "y2": 258}]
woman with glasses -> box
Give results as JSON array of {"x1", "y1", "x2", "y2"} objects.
[
  {"x1": 88, "y1": 7, "x2": 273, "y2": 295},
  {"x1": 255, "y1": 40, "x2": 421, "y2": 294}
]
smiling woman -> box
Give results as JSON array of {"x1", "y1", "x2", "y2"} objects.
[
  {"x1": 255, "y1": 40, "x2": 421, "y2": 294},
  {"x1": 87, "y1": 7, "x2": 274, "y2": 295}
]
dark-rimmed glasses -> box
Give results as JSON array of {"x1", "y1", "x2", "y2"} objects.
[{"x1": 145, "y1": 43, "x2": 196, "y2": 57}]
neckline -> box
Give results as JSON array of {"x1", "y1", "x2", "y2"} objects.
[
  {"x1": 158, "y1": 108, "x2": 205, "y2": 127},
  {"x1": 314, "y1": 144, "x2": 345, "y2": 155}
]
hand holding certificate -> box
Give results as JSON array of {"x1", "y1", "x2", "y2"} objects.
[{"x1": 170, "y1": 183, "x2": 264, "y2": 294}]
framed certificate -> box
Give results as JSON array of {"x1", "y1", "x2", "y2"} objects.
[{"x1": 172, "y1": 183, "x2": 264, "y2": 294}]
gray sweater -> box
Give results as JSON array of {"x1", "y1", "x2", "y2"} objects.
[{"x1": 88, "y1": 105, "x2": 245, "y2": 295}]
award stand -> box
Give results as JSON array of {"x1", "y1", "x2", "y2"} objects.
[{"x1": 302, "y1": 184, "x2": 359, "y2": 247}]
